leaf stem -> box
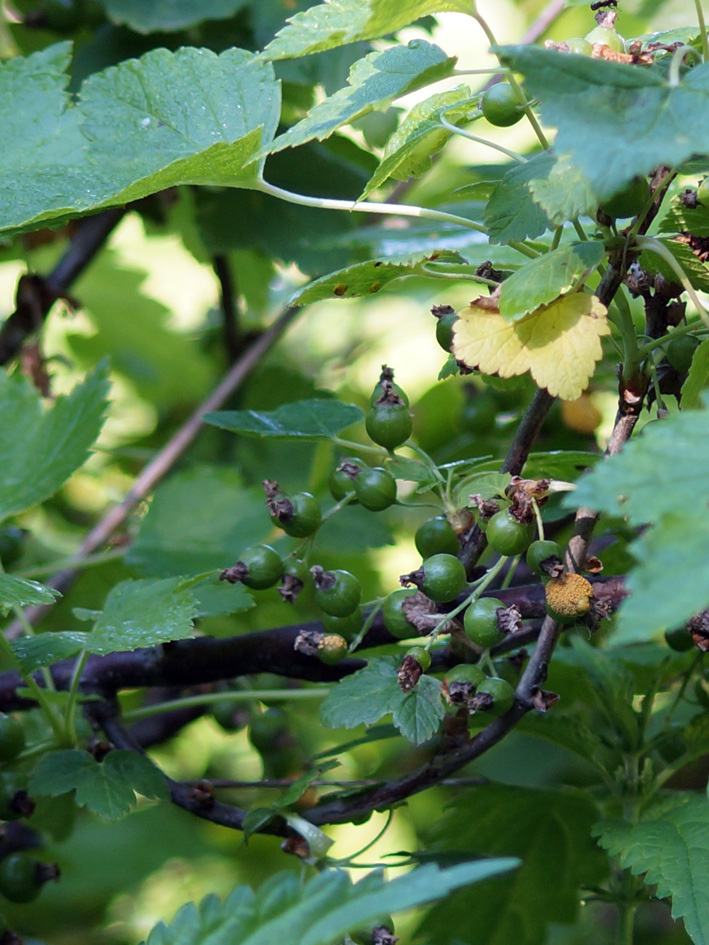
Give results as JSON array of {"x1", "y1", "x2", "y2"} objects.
[
  {"x1": 697, "y1": 0, "x2": 709, "y2": 60},
  {"x1": 667, "y1": 44, "x2": 702, "y2": 87},
  {"x1": 63, "y1": 648, "x2": 89, "y2": 745},
  {"x1": 16, "y1": 548, "x2": 126, "y2": 580},
  {"x1": 0, "y1": 629, "x2": 66, "y2": 744},
  {"x1": 121, "y1": 687, "x2": 331, "y2": 723},
  {"x1": 439, "y1": 111, "x2": 526, "y2": 165}
]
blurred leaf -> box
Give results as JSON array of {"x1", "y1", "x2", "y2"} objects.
[
  {"x1": 497, "y1": 46, "x2": 709, "y2": 201},
  {"x1": 596, "y1": 796, "x2": 709, "y2": 945},
  {"x1": 11, "y1": 631, "x2": 89, "y2": 674},
  {"x1": 453, "y1": 294, "x2": 611, "y2": 401},
  {"x1": 96, "y1": 0, "x2": 250, "y2": 32},
  {"x1": 640, "y1": 238, "x2": 709, "y2": 294},
  {"x1": 262, "y1": 0, "x2": 471, "y2": 59},
  {"x1": 321, "y1": 657, "x2": 445, "y2": 744},
  {"x1": 269, "y1": 41, "x2": 455, "y2": 153},
  {"x1": 290, "y1": 251, "x2": 464, "y2": 305},
  {"x1": 361, "y1": 85, "x2": 475, "y2": 198},
  {"x1": 419, "y1": 784, "x2": 606, "y2": 945},
  {"x1": 206, "y1": 399, "x2": 363, "y2": 439},
  {"x1": 126, "y1": 467, "x2": 270, "y2": 577},
  {"x1": 316, "y1": 504, "x2": 395, "y2": 551},
  {"x1": 31, "y1": 749, "x2": 168, "y2": 821},
  {"x1": 659, "y1": 197, "x2": 709, "y2": 239},
  {"x1": 0, "y1": 362, "x2": 109, "y2": 523},
  {"x1": 0, "y1": 44, "x2": 280, "y2": 234},
  {"x1": 499, "y1": 243, "x2": 605, "y2": 322},
  {"x1": 527, "y1": 151, "x2": 596, "y2": 225},
  {"x1": 0, "y1": 574, "x2": 59, "y2": 611},
  {"x1": 682, "y1": 339, "x2": 709, "y2": 410},
  {"x1": 141, "y1": 860, "x2": 518, "y2": 945}
]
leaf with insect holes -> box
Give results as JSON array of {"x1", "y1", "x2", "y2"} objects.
[
  {"x1": 452, "y1": 293, "x2": 610, "y2": 401},
  {"x1": 267, "y1": 41, "x2": 456, "y2": 154},
  {"x1": 499, "y1": 242, "x2": 606, "y2": 322}
]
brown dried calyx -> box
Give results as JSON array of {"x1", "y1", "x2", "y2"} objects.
[
  {"x1": 397, "y1": 655, "x2": 424, "y2": 692},
  {"x1": 263, "y1": 479, "x2": 294, "y2": 524},
  {"x1": 401, "y1": 590, "x2": 440, "y2": 633},
  {"x1": 374, "y1": 379, "x2": 406, "y2": 407},
  {"x1": 294, "y1": 629, "x2": 324, "y2": 657},
  {"x1": 689, "y1": 610, "x2": 709, "y2": 651},
  {"x1": 431, "y1": 303, "x2": 455, "y2": 320},
  {"x1": 469, "y1": 494, "x2": 500, "y2": 522}
]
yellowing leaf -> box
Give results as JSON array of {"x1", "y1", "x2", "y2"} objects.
[{"x1": 452, "y1": 294, "x2": 610, "y2": 401}]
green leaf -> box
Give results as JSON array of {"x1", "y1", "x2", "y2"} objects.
[
  {"x1": 360, "y1": 85, "x2": 476, "y2": 198},
  {"x1": 30, "y1": 749, "x2": 169, "y2": 820},
  {"x1": 126, "y1": 467, "x2": 271, "y2": 578},
  {"x1": 0, "y1": 574, "x2": 59, "y2": 611},
  {"x1": 526, "y1": 151, "x2": 596, "y2": 225},
  {"x1": 659, "y1": 197, "x2": 709, "y2": 239},
  {"x1": 640, "y1": 238, "x2": 709, "y2": 294},
  {"x1": 268, "y1": 41, "x2": 455, "y2": 154},
  {"x1": 141, "y1": 860, "x2": 518, "y2": 945},
  {"x1": 0, "y1": 45, "x2": 280, "y2": 234},
  {"x1": 262, "y1": 0, "x2": 470, "y2": 60},
  {"x1": 682, "y1": 339, "x2": 709, "y2": 410},
  {"x1": 85, "y1": 578, "x2": 197, "y2": 655},
  {"x1": 205, "y1": 398, "x2": 364, "y2": 439},
  {"x1": 419, "y1": 784, "x2": 607, "y2": 945},
  {"x1": 497, "y1": 46, "x2": 709, "y2": 201},
  {"x1": 485, "y1": 153, "x2": 554, "y2": 244},
  {"x1": 566, "y1": 638, "x2": 639, "y2": 745},
  {"x1": 0, "y1": 362, "x2": 109, "y2": 523},
  {"x1": 96, "y1": 0, "x2": 250, "y2": 32},
  {"x1": 499, "y1": 242, "x2": 605, "y2": 322},
  {"x1": 320, "y1": 657, "x2": 445, "y2": 744},
  {"x1": 11, "y1": 631, "x2": 89, "y2": 674},
  {"x1": 289, "y1": 251, "x2": 465, "y2": 305},
  {"x1": 595, "y1": 796, "x2": 709, "y2": 945}
]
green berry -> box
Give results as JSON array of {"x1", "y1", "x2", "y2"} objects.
[
  {"x1": 584, "y1": 25, "x2": 625, "y2": 53},
  {"x1": 464, "y1": 597, "x2": 505, "y2": 647},
  {"x1": 365, "y1": 402, "x2": 413, "y2": 451},
  {"x1": 405, "y1": 646, "x2": 431, "y2": 671},
  {"x1": 697, "y1": 178, "x2": 709, "y2": 207},
  {"x1": 0, "y1": 854, "x2": 43, "y2": 903},
  {"x1": 526, "y1": 539, "x2": 563, "y2": 576},
  {"x1": 415, "y1": 515, "x2": 459, "y2": 558},
  {"x1": 664, "y1": 625, "x2": 694, "y2": 652},
  {"x1": 474, "y1": 676, "x2": 515, "y2": 715},
  {"x1": 222, "y1": 545, "x2": 283, "y2": 590},
  {"x1": 481, "y1": 83, "x2": 524, "y2": 127},
  {"x1": 354, "y1": 467, "x2": 397, "y2": 511},
  {"x1": 312, "y1": 567, "x2": 362, "y2": 617},
  {"x1": 383, "y1": 588, "x2": 419, "y2": 639},
  {"x1": 270, "y1": 491, "x2": 322, "y2": 538},
  {"x1": 328, "y1": 458, "x2": 362, "y2": 500},
  {"x1": 565, "y1": 37, "x2": 593, "y2": 55},
  {"x1": 435, "y1": 311, "x2": 458, "y2": 352},
  {"x1": 0, "y1": 715, "x2": 25, "y2": 763},
  {"x1": 249, "y1": 708, "x2": 288, "y2": 754},
  {"x1": 321, "y1": 607, "x2": 364, "y2": 642},
  {"x1": 485, "y1": 510, "x2": 535, "y2": 557},
  {"x1": 318, "y1": 633, "x2": 349, "y2": 665},
  {"x1": 599, "y1": 177, "x2": 650, "y2": 219},
  {"x1": 420, "y1": 554, "x2": 467, "y2": 603},
  {"x1": 370, "y1": 368, "x2": 409, "y2": 406},
  {"x1": 446, "y1": 663, "x2": 486, "y2": 687},
  {"x1": 667, "y1": 334, "x2": 699, "y2": 373}
]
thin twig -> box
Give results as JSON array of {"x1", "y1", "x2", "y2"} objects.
[
  {"x1": 213, "y1": 253, "x2": 241, "y2": 363},
  {"x1": 5, "y1": 305, "x2": 301, "y2": 638}
]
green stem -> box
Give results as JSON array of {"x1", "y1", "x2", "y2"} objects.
[
  {"x1": 608, "y1": 284, "x2": 641, "y2": 380},
  {"x1": 634, "y1": 235, "x2": 709, "y2": 327},
  {"x1": 328, "y1": 810, "x2": 394, "y2": 866},
  {"x1": 500, "y1": 554, "x2": 520, "y2": 590},
  {"x1": 531, "y1": 498, "x2": 545, "y2": 541},
  {"x1": 697, "y1": 0, "x2": 709, "y2": 61},
  {"x1": 12, "y1": 605, "x2": 55, "y2": 693},
  {"x1": 668, "y1": 45, "x2": 703, "y2": 87},
  {"x1": 549, "y1": 227, "x2": 562, "y2": 252},
  {"x1": 349, "y1": 602, "x2": 382, "y2": 652},
  {"x1": 421, "y1": 264, "x2": 499, "y2": 287},
  {"x1": 332, "y1": 438, "x2": 384, "y2": 456},
  {"x1": 636, "y1": 320, "x2": 702, "y2": 358},
  {"x1": 616, "y1": 874, "x2": 638, "y2": 945},
  {"x1": 121, "y1": 687, "x2": 331, "y2": 723},
  {"x1": 63, "y1": 648, "x2": 89, "y2": 745},
  {"x1": 439, "y1": 112, "x2": 526, "y2": 164},
  {"x1": 257, "y1": 180, "x2": 488, "y2": 234},
  {"x1": 16, "y1": 547, "x2": 126, "y2": 579}
]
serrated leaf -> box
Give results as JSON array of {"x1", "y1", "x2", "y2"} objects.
[
  {"x1": 452, "y1": 293, "x2": 610, "y2": 401},
  {"x1": 30, "y1": 749, "x2": 168, "y2": 820},
  {"x1": 497, "y1": 46, "x2": 709, "y2": 201},
  {"x1": 141, "y1": 860, "x2": 518, "y2": 945},
  {"x1": 684, "y1": 714, "x2": 709, "y2": 760},
  {"x1": 205, "y1": 398, "x2": 363, "y2": 439},
  {"x1": 659, "y1": 198, "x2": 709, "y2": 239},
  {"x1": 518, "y1": 711, "x2": 606, "y2": 765},
  {"x1": 419, "y1": 784, "x2": 606, "y2": 945},
  {"x1": 0, "y1": 45, "x2": 280, "y2": 234},
  {"x1": 96, "y1": 0, "x2": 250, "y2": 32},
  {"x1": 499, "y1": 242, "x2": 605, "y2": 322},
  {"x1": 85, "y1": 578, "x2": 197, "y2": 655},
  {"x1": 11, "y1": 631, "x2": 88, "y2": 674},
  {"x1": 268, "y1": 41, "x2": 455, "y2": 154},
  {"x1": 682, "y1": 339, "x2": 709, "y2": 410},
  {"x1": 361, "y1": 85, "x2": 475, "y2": 198},
  {"x1": 484, "y1": 153, "x2": 554, "y2": 244},
  {"x1": 0, "y1": 574, "x2": 59, "y2": 611},
  {"x1": 640, "y1": 238, "x2": 709, "y2": 294},
  {"x1": 0, "y1": 362, "x2": 109, "y2": 522},
  {"x1": 126, "y1": 467, "x2": 270, "y2": 577},
  {"x1": 289, "y1": 251, "x2": 465, "y2": 305},
  {"x1": 527, "y1": 151, "x2": 596, "y2": 225},
  {"x1": 595, "y1": 796, "x2": 709, "y2": 945},
  {"x1": 320, "y1": 657, "x2": 445, "y2": 744},
  {"x1": 262, "y1": 0, "x2": 471, "y2": 60}
]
